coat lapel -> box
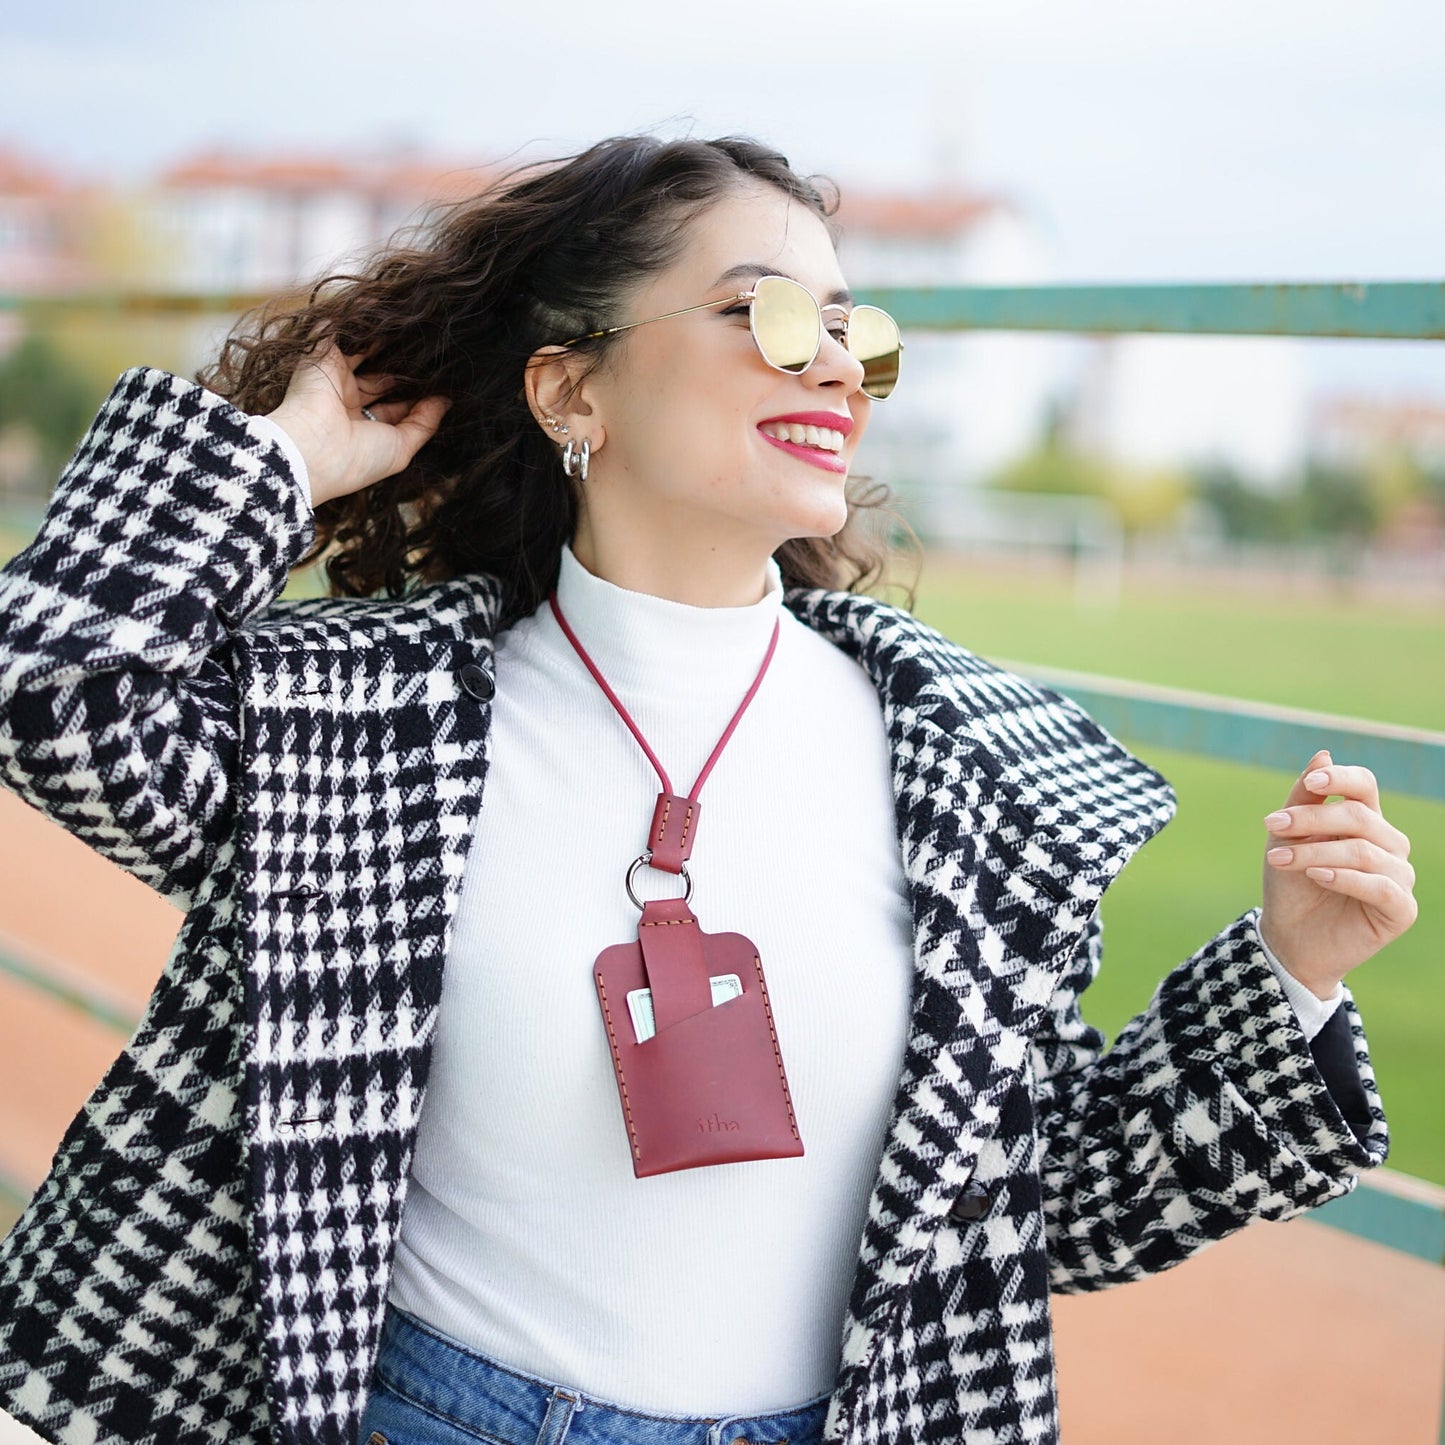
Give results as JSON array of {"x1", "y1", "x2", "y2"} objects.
[{"x1": 778, "y1": 586, "x2": 1177, "y2": 1370}]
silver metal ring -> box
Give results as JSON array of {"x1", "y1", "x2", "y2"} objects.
[
  {"x1": 360, "y1": 406, "x2": 378, "y2": 422},
  {"x1": 625, "y1": 852, "x2": 693, "y2": 911}
]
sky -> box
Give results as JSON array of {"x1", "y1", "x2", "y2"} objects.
[{"x1": 2, "y1": 0, "x2": 1442, "y2": 394}]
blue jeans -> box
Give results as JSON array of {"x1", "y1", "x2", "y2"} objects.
[{"x1": 358, "y1": 1306, "x2": 832, "y2": 1445}]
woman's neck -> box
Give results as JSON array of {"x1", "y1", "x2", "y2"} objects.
[
  {"x1": 545, "y1": 541, "x2": 785, "y2": 701},
  {"x1": 568, "y1": 530, "x2": 777, "y2": 609}
]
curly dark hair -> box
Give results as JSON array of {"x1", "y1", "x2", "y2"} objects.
[{"x1": 198, "y1": 133, "x2": 919, "y2": 629}]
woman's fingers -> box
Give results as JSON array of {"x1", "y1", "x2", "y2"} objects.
[
  {"x1": 1258, "y1": 750, "x2": 1419, "y2": 984},
  {"x1": 1264, "y1": 798, "x2": 1411, "y2": 856},
  {"x1": 267, "y1": 338, "x2": 451, "y2": 502},
  {"x1": 1278, "y1": 748, "x2": 1333, "y2": 809},
  {"x1": 355, "y1": 369, "x2": 398, "y2": 406},
  {"x1": 1300, "y1": 761, "x2": 1382, "y2": 811},
  {"x1": 1293, "y1": 865, "x2": 1419, "y2": 931},
  {"x1": 346, "y1": 394, "x2": 452, "y2": 477},
  {"x1": 1265, "y1": 835, "x2": 1416, "y2": 888},
  {"x1": 388, "y1": 396, "x2": 453, "y2": 460},
  {"x1": 292, "y1": 339, "x2": 381, "y2": 406},
  {"x1": 302, "y1": 337, "x2": 350, "y2": 385},
  {"x1": 357, "y1": 398, "x2": 409, "y2": 425}
]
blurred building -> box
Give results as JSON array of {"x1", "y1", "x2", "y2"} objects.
[
  {"x1": 1310, "y1": 395, "x2": 1445, "y2": 469},
  {"x1": 0, "y1": 151, "x2": 93, "y2": 295},
  {"x1": 1064, "y1": 333, "x2": 1309, "y2": 486},
  {"x1": 835, "y1": 188, "x2": 1069, "y2": 540},
  {"x1": 0, "y1": 150, "x2": 97, "y2": 354},
  {"x1": 143, "y1": 152, "x2": 503, "y2": 293}
]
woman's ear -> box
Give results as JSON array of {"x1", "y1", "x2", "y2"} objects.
[{"x1": 524, "y1": 345, "x2": 602, "y2": 445}]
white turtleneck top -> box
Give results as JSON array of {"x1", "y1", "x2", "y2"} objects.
[
  {"x1": 370, "y1": 534, "x2": 1343, "y2": 1415},
  {"x1": 386, "y1": 541, "x2": 917, "y2": 1413}
]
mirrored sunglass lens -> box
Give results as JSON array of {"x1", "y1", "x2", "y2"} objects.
[
  {"x1": 752, "y1": 276, "x2": 820, "y2": 373},
  {"x1": 846, "y1": 306, "x2": 901, "y2": 399}
]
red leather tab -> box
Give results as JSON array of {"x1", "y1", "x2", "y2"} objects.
[
  {"x1": 637, "y1": 896, "x2": 711, "y2": 1032},
  {"x1": 647, "y1": 792, "x2": 699, "y2": 873}
]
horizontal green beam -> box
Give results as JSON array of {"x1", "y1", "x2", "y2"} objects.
[
  {"x1": 0, "y1": 1165, "x2": 26, "y2": 1215},
  {"x1": 852, "y1": 281, "x2": 1445, "y2": 339},
  {"x1": 4, "y1": 281, "x2": 1444, "y2": 340},
  {"x1": 998, "y1": 659, "x2": 1445, "y2": 801},
  {"x1": 1310, "y1": 1171, "x2": 1445, "y2": 1266},
  {"x1": 0, "y1": 941, "x2": 140, "y2": 1035}
]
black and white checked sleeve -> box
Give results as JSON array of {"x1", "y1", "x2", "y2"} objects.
[
  {"x1": 0, "y1": 366, "x2": 316, "y2": 909},
  {"x1": 1032, "y1": 906, "x2": 1389, "y2": 1293}
]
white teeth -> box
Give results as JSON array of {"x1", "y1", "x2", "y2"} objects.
[{"x1": 759, "y1": 422, "x2": 845, "y2": 453}]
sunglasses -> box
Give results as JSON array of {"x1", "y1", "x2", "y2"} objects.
[{"x1": 561, "y1": 274, "x2": 903, "y2": 400}]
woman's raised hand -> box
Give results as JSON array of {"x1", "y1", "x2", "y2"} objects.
[
  {"x1": 1259, "y1": 748, "x2": 1418, "y2": 999},
  {"x1": 264, "y1": 340, "x2": 452, "y2": 507}
]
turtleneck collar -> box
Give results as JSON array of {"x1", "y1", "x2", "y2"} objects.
[{"x1": 542, "y1": 541, "x2": 785, "y2": 701}]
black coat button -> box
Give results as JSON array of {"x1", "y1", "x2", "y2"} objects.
[
  {"x1": 948, "y1": 1178, "x2": 994, "y2": 1223},
  {"x1": 457, "y1": 663, "x2": 495, "y2": 701}
]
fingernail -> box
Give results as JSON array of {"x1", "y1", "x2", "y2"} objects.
[
  {"x1": 1267, "y1": 847, "x2": 1293, "y2": 864},
  {"x1": 1263, "y1": 811, "x2": 1291, "y2": 831},
  {"x1": 1304, "y1": 770, "x2": 1330, "y2": 791}
]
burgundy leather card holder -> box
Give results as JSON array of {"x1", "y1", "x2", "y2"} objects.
[{"x1": 594, "y1": 896, "x2": 804, "y2": 1178}]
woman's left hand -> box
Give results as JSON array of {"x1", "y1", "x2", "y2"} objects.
[{"x1": 1259, "y1": 748, "x2": 1418, "y2": 998}]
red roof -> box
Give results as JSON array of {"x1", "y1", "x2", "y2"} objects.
[
  {"x1": 157, "y1": 152, "x2": 504, "y2": 203},
  {"x1": 0, "y1": 150, "x2": 72, "y2": 199},
  {"x1": 835, "y1": 189, "x2": 1011, "y2": 238}
]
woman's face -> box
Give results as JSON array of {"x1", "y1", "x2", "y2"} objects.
[{"x1": 557, "y1": 181, "x2": 871, "y2": 595}]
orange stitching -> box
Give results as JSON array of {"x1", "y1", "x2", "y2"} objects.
[
  {"x1": 638, "y1": 916, "x2": 696, "y2": 928},
  {"x1": 651, "y1": 797, "x2": 695, "y2": 856},
  {"x1": 596, "y1": 974, "x2": 642, "y2": 1159},
  {"x1": 752, "y1": 953, "x2": 801, "y2": 1140}
]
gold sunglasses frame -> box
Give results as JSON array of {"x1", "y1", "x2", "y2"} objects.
[{"x1": 560, "y1": 274, "x2": 903, "y2": 399}]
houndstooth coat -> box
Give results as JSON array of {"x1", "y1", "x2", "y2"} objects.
[{"x1": 0, "y1": 368, "x2": 1388, "y2": 1445}]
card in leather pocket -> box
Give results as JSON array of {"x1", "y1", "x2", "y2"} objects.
[{"x1": 594, "y1": 899, "x2": 804, "y2": 1178}]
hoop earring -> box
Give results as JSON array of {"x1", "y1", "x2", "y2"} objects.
[{"x1": 561, "y1": 437, "x2": 590, "y2": 483}]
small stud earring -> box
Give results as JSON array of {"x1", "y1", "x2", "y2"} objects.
[{"x1": 543, "y1": 413, "x2": 570, "y2": 437}]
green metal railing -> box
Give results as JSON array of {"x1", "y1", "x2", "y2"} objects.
[
  {"x1": 5, "y1": 279, "x2": 1444, "y2": 337},
  {"x1": 856, "y1": 280, "x2": 1445, "y2": 338},
  {"x1": 2, "y1": 278, "x2": 1443, "y2": 1433},
  {"x1": 999, "y1": 662, "x2": 1445, "y2": 804}
]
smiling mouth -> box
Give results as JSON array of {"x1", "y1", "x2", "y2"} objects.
[
  {"x1": 758, "y1": 420, "x2": 847, "y2": 451},
  {"x1": 756, "y1": 425, "x2": 848, "y2": 474}
]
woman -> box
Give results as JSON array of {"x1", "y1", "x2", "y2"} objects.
[{"x1": 0, "y1": 134, "x2": 1412, "y2": 1445}]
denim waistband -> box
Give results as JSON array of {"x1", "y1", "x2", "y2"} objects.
[{"x1": 362, "y1": 1305, "x2": 833, "y2": 1445}]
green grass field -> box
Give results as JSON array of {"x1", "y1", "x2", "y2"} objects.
[{"x1": 912, "y1": 557, "x2": 1444, "y2": 1184}]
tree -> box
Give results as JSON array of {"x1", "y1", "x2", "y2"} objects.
[
  {"x1": 0, "y1": 333, "x2": 103, "y2": 495},
  {"x1": 990, "y1": 439, "x2": 1193, "y2": 537}
]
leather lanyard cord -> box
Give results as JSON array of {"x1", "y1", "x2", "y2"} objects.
[{"x1": 547, "y1": 588, "x2": 780, "y2": 802}]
